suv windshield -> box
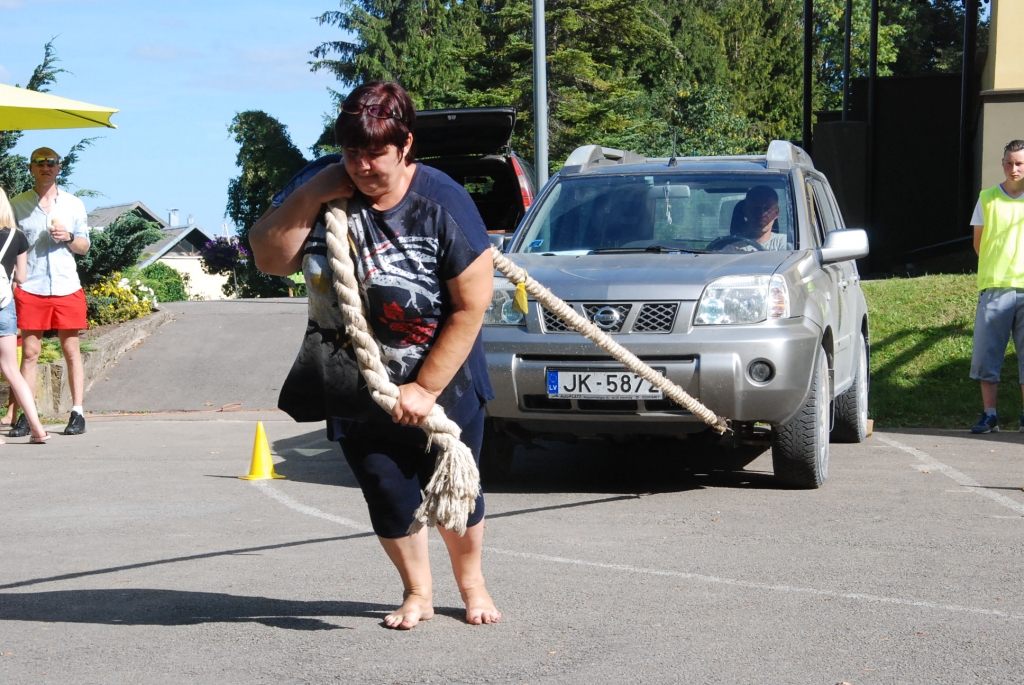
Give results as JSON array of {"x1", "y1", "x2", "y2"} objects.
[{"x1": 516, "y1": 173, "x2": 795, "y2": 255}]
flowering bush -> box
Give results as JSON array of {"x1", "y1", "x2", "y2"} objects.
[
  {"x1": 200, "y1": 237, "x2": 249, "y2": 275},
  {"x1": 85, "y1": 272, "x2": 155, "y2": 327}
]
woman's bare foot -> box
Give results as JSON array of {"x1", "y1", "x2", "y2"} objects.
[
  {"x1": 462, "y1": 585, "x2": 501, "y2": 625},
  {"x1": 384, "y1": 590, "x2": 434, "y2": 630}
]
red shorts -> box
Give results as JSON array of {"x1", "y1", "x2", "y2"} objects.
[{"x1": 14, "y1": 288, "x2": 88, "y2": 331}]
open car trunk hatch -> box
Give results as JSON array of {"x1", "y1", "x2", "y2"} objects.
[{"x1": 416, "y1": 107, "x2": 516, "y2": 158}]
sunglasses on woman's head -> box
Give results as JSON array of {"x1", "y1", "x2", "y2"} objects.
[{"x1": 341, "y1": 103, "x2": 400, "y2": 120}]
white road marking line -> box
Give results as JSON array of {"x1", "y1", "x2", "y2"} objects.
[
  {"x1": 876, "y1": 435, "x2": 1024, "y2": 517},
  {"x1": 482, "y1": 547, "x2": 1023, "y2": 620},
  {"x1": 250, "y1": 481, "x2": 1022, "y2": 621},
  {"x1": 251, "y1": 480, "x2": 369, "y2": 530}
]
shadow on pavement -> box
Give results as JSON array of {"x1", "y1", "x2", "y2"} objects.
[
  {"x1": 269, "y1": 429, "x2": 359, "y2": 488},
  {"x1": 0, "y1": 534, "x2": 372, "y2": 591},
  {"x1": 266, "y1": 428, "x2": 778, "y2": 495},
  {"x1": 486, "y1": 439, "x2": 777, "y2": 495},
  {"x1": 0, "y1": 589, "x2": 391, "y2": 630}
]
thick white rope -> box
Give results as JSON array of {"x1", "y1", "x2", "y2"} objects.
[
  {"x1": 325, "y1": 201, "x2": 479, "y2": 536},
  {"x1": 489, "y1": 247, "x2": 729, "y2": 434}
]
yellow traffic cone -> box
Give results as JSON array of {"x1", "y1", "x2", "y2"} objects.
[{"x1": 239, "y1": 421, "x2": 285, "y2": 480}]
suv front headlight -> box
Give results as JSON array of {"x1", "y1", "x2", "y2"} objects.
[
  {"x1": 694, "y1": 274, "x2": 789, "y2": 325},
  {"x1": 484, "y1": 277, "x2": 526, "y2": 325}
]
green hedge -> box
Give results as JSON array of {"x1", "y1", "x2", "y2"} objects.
[{"x1": 138, "y1": 263, "x2": 190, "y2": 302}]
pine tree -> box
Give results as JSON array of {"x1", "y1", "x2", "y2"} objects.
[
  {"x1": 0, "y1": 40, "x2": 66, "y2": 195},
  {"x1": 225, "y1": 111, "x2": 309, "y2": 298},
  {"x1": 0, "y1": 40, "x2": 102, "y2": 197},
  {"x1": 311, "y1": 0, "x2": 484, "y2": 109},
  {"x1": 75, "y1": 213, "x2": 164, "y2": 287}
]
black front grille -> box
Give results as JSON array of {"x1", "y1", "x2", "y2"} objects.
[
  {"x1": 523, "y1": 395, "x2": 573, "y2": 410},
  {"x1": 576, "y1": 399, "x2": 638, "y2": 411},
  {"x1": 543, "y1": 302, "x2": 679, "y2": 334},
  {"x1": 633, "y1": 303, "x2": 678, "y2": 332},
  {"x1": 542, "y1": 307, "x2": 573, "y2": 333},
  {"x1": 521, "y1": 396, "x2": 689, "y2": 413},
  {"x1": 643, "y1": 399, "x2": 682, "y2": 411}
]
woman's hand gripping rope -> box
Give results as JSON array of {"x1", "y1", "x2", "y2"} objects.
[
  {"x1": 324, "y1": 200, "x2": 480, "y2": 536},
  {"x1": 489, "y1": 246, "x2": 730, "y2": 435}
]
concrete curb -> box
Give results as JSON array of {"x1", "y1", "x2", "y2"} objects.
[{"x1": 0, "y1": 309, "x2": 174, "y2": 419}]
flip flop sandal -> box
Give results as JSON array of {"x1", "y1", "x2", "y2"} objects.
[{"x1": 29, "y1": 433, "x2": 51, "y2": 444}]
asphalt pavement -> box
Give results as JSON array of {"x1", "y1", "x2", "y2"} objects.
[
  {"x1": 1, "y1": 300, "x2": 1023, "y2": 684},
  {"x1": 84, "y1": 299, "x2": 308, "y2": 413}
]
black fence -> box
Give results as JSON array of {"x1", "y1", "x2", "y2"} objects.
[{"x1": 813, "y1": 73, "x2": 974, "y2": 275}]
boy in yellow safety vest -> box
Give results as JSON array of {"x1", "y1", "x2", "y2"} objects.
[{"x1": 970, "y1": 139, "x2": 1024, "y2": 433}]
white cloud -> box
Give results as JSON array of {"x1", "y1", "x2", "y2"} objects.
[
  {"x1": 184, "y1": 45, "x2": 332, "y2": 94},
  {"x1": 130, "y1": 44, "x2": 200, "y2": 62}
]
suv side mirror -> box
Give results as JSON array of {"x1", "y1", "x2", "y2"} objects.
[
  {"x1": 820, "y1": 229, "x2": 869, "y2": 263},
  {"x1": 488, "y1": 233, "x2": 515, "y2": 252}
]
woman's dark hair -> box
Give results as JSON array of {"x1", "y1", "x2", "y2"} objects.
[{"x1": 335, "y1": 82, "x2": 416, "y2": 163}]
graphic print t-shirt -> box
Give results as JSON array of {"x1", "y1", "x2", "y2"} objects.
[
  {"x1": 0, "y1": 228, "x2": 29, "y2": 282},
  {"x1": 277, "y1": 160, "x2": 494, "y2": 438}
]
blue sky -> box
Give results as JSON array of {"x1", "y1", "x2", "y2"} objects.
[{"x1": 2, "y1": 0, "x2": 345, "y2": 235}]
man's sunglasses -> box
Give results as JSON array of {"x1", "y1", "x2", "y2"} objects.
[
  {"x1": 341, "y1": 103, "x2": 401, "y2": 120},
  {"x1": 31, "y1": 158, "x2": 60, "y2": 167}
]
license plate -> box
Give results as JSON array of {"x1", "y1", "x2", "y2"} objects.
[{"x1": 547, "y1": 369, "x2": 664, "y2": 400}]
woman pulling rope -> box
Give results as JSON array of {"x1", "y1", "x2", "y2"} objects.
[
  {"x1": 251, "y1": 81, "x2": 731, "y2": 631},
  {"x1": 249, "y1": 82, "x2": 500, "y2": 630}
]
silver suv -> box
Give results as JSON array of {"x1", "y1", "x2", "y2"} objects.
[{"x1": 482, "y1": 141, "x2": 870, "y2": 488}]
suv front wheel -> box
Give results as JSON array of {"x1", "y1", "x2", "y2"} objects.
[{"x1": 771, "y1": 349, "x2": 830, "y2": 488}]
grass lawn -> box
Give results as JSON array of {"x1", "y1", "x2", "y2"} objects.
[{"x1": 865, "y1": 273, "x2": 1021, "y2": 430}]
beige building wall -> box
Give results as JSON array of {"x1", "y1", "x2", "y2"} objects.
[
  {"x1": 979, "y1": 100, "x2": 1024, "y2": 190},
  {"x1": 158, "y1": 256, "x2": 231, "y2": 300},
  {"x1": 977, "y1": 0, "x2": 1024, "y2": 192},
  {"x1": 981, "y1": 0, "x2": 1024, "y2": 92}
]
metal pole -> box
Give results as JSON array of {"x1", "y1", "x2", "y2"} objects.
[
  {"x1": 866, "y1": 0, "x2": 878, "y2": 261},
  {"x1": 842, "y1": 0, "x2": 852, "y2": 121},
  {"x1": 867, "y1": 0, "x2": 878, "y2": 131},
  {"x1": 958, "y1": 0, "x2": 979, "y2": 231},
  {"x1": 802, "y1": 0, "x2": 813, "y2": 153},
  {"x1": 533, "y1": 0, "x2": 549, "y2": 186}
]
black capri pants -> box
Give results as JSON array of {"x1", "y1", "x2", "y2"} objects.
[{"x1": 337, "y1": 397, "x2": 486, "y2": 538}]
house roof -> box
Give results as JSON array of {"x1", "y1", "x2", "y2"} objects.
[
  {"x1": 139, "y1": 225, "x2": 217, "y2": 269},
  {"x1": 87, "y1": 201, "x2": 169, "y2": 229}
]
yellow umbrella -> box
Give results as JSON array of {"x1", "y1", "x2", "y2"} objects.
[{"x1": 0, "y1": 82, "x2": 117, "y2": 131}]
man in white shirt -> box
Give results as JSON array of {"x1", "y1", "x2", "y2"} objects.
[{"x1": 8, "y1": 148, "x2": 91, "y2": 436}]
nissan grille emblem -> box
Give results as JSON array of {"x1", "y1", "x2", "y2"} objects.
[{"x1": 592, "y1": 306, "x2": 621, "y2": 330}]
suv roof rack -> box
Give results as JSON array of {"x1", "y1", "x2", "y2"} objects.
[
  {"x1": 562, "y1": 145, "x2": 648, "y2": 172},
  {"x1": 560, "y1": 139, "x2": 814, "y2": 173},
  {"x1": 765, "y1": 140, "x2": 814, "y2": 170}
]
